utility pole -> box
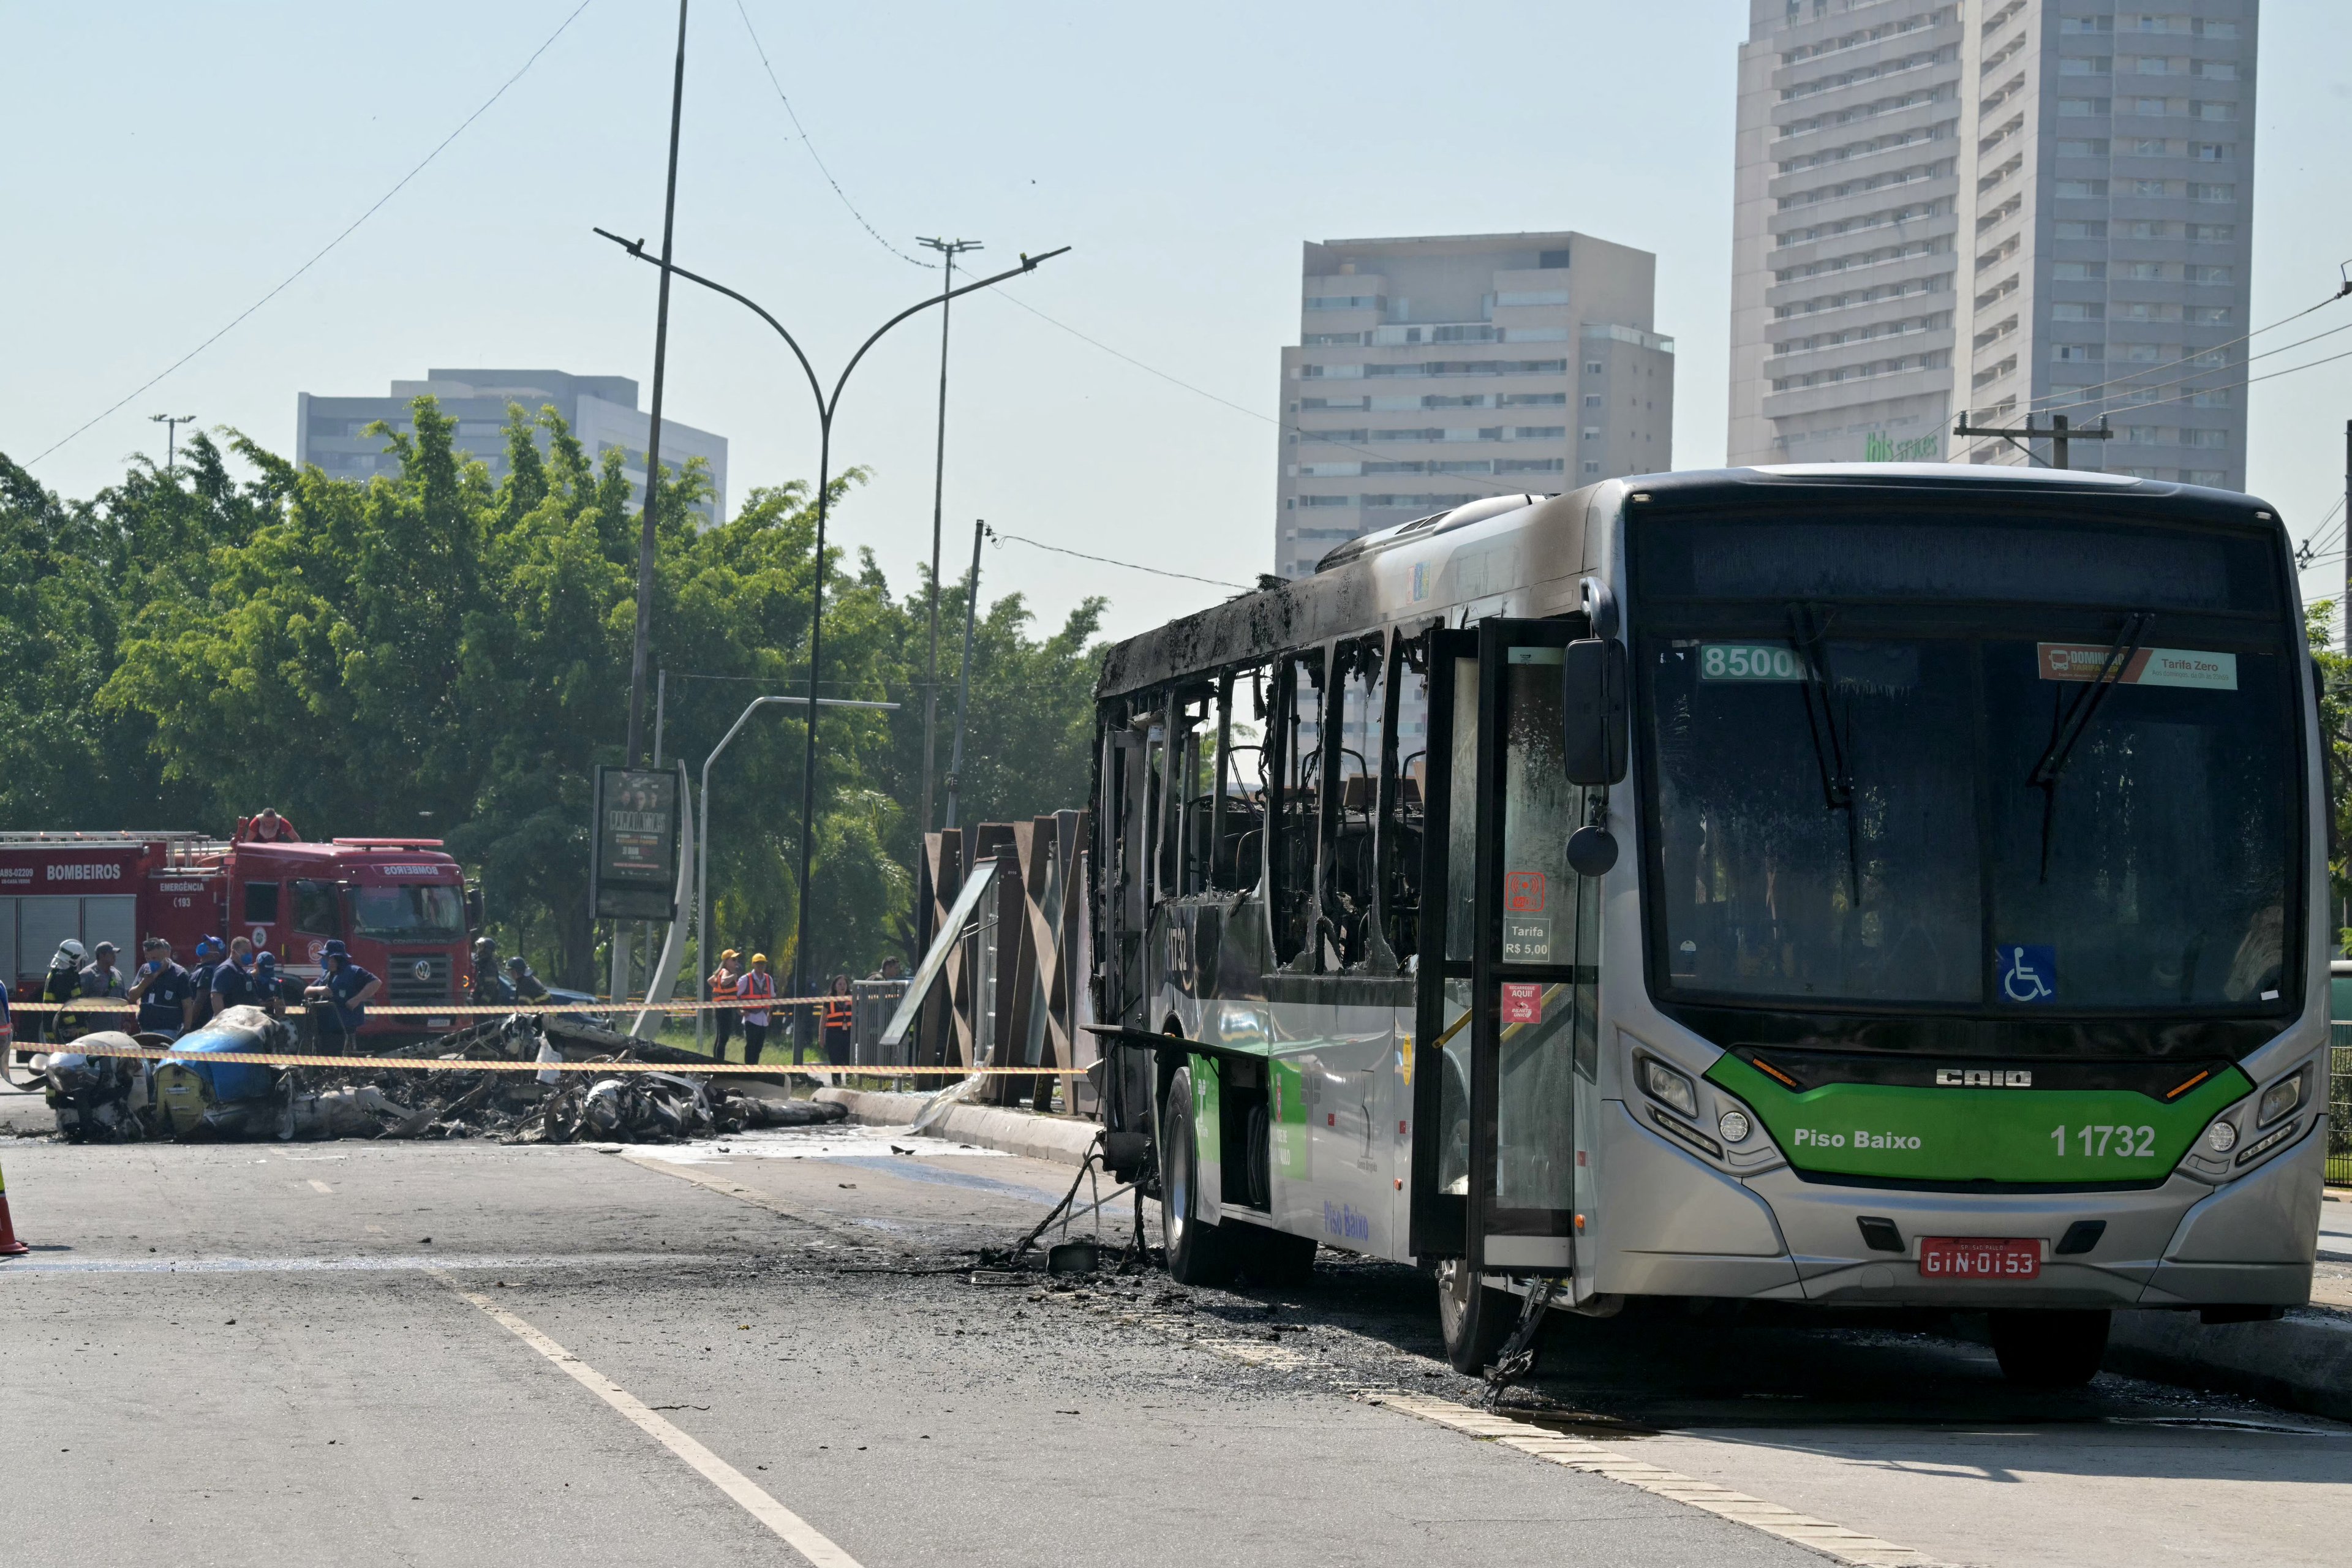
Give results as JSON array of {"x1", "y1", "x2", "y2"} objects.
[
  {"x1": 916, "y1": 236, "x2": 983, "y2": 840},
  {"x1": 149, "y1": 413, "x2": 196, "y2": 475},
  {"x1": 614, "y1": 0, "x2": 690, "y2": 1009},
  {"x1": 943, "y1": 519, "x2": 991, "y2": 832},
  {"x1": 1953, "y1": 411, "x2": 2113, "y2": 470},
  {"x1": 2342, "y1": 418, "x2": 2350, "y2": 655}
]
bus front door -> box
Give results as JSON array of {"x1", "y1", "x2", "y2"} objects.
[{"x1": 1411, "y1": 617, "x2": 1588, "y2": 1276}]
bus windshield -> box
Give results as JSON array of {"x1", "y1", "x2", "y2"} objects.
[
  {"x1": 347, "y1": 885, "x2": 467, "y2": 943},
  {"x1": 1646, "y1": 633, "x2": 2294, "y2": 1011},
  {"x1": 1634, "y1": 516, "x2": 2299, "y2": 1016}
]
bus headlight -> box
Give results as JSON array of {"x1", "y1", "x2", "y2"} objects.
[
  {"x1": 1717, "y1": 1109, "x2": 1752, "y2": 1145},
  {"x1": 2256, "y1": 1068, "x2": 2307, "y2": 1128},
  {"x1": 1640, "y1": 1056, "x2": 1698, "y2": 1119},
  {"x1": 2204, "y1": 1120, "x2": 2238, "y2": 1154}
]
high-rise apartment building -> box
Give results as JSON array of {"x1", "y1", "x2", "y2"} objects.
[
  {"x1": 296, "y1": 368, "x2": 729, "y2": 526},
  {"x1": 1275, "y1": 232, "x2": 1674, "y2": 579},
  {"x1": 1727, "y1": 1, "x2": 2257, "y2": 488}
]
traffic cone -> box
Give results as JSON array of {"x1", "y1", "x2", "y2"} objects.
[{"x1": 0, "y1": 1153, "x2": 29, "y2": 1258}]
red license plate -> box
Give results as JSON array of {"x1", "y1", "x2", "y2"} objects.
[{"x1": 1918, "y1": 1237, "x2": 2041, "y2": 1280}]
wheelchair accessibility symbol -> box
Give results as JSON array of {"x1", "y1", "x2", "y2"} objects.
[{"x1": 1999, "y1": 944, "x2": 2057, "y2": 1003}]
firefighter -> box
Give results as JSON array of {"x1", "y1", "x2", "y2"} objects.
[
  {"x1": 821, "y1": 974, "x2": 855, "y2": 1067},
  {"x1": 469, "y1": 937, "x2": 507, "y2": 1008},
  {"x1": 505, "y1": 955, "x2": 550, "y2": 1005},
  {"x1": 241, "y1": 806, "x2": 301, "y2": 842},
  {"x1": 736, "y1": 954, "x2": 775, "y2": 1065},
  {"x1": 38, "y1": 940, "x2": 86, "y2": 1046},
  {"x1": 75, "y1": 942, "x2": 126, "y2": 1042}
]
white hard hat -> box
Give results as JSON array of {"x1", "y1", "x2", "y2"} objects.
[{"x1": 54, "y1": 938, "x2": 88, "y2": 966}]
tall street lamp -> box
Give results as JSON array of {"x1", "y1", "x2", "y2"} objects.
[{"x1": 594, "y1": 230, "x2": 1068, "y2": 1023}]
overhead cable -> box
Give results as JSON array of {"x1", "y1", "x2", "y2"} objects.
[
  {"x1": 990, "y1": 532, "x2": 1252, "y2": 590},
  {"x1": 25, "y1": 0, "x2": 597, "y2": 469}
]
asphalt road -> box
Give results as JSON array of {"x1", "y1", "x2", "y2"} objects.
[{"x1": 2, "y1": 1117, "x2": 2347, "y2": 1568}]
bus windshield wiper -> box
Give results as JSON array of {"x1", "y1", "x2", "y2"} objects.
[
  {"x1": 2028, "y1": 610, "x2": 2152, "y2": 881},
  {"x1": 1787, "y1": 602, "x2": 1859, "y2": 903}
]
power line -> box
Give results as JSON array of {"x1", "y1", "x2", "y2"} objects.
[
  {"x1": 723, "y1": 29, "x2": 1539, "y2": 504},
  {"x1": 1954, "y1": 337, "x2": 2352, "y2": 470},
  {"x1": 991, "y1": 532, "x2": 1251, "y2": 590},
  {"x1": 2012, "y1": 283, "x2": 2351, "y2": 415},
  {"x1": 733, "y1": 0, "x2": 937, "y2": 271},
  {"x1": 1954, "y1": 282, "x2": 2352, "y2": 465},
  {"x1": 26, "y1": 0, "x2": 596, "y2": 469}
]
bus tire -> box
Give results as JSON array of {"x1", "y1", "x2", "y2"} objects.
[
  {"x1": 1436, "y1": 1258, "x2": 1514, "y2": 1374},
  {"x1": 1233, "y1": 1221, "x2": 1317, "y2": 1287},
  {"x1": 1988, "y1": 1308, "x2": 2110, "y2": 1387},
  {"x1": 1161, "y1": 1068, "x2": 1235, "y2": 1286}
]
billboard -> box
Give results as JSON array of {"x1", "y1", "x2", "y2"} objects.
[{"x1": 591, "y1": 765, "x2": 681, "y2": 922}]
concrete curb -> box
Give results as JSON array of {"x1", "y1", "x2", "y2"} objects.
[
  {"x1": 2104, "y1": 1305, "x2": 2352, "y2": 1422},
  {"x1": 812, "y1": 1086, "x2": 1103, "y2": 1169}
]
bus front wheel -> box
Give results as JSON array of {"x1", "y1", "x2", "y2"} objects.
[
  {"x1": 1436, "y1": 1258, "x2": 1514, "y2": 1374},
  {"x1": 1988, "y1": 1308, "x2": 2111, "y2": 1387},
  {"x1": 1161, "y1": 1068, "x2": 1235, "y2": 1286}
]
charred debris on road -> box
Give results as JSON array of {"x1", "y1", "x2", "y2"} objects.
[{"x1": 30, "y1": 1006, "x2": 845, "y2": 1146}]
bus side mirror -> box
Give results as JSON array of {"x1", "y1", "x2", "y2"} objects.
[
  {"x1": 465, "y1": 886, "x2": 484, "y2": 935},
  {"x1": 1561, "y1": 637, "x2": 1628, "y2": 786}
]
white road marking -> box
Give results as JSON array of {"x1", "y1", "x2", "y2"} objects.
[
  {"x1": 428, "y1": 1268, "x2": 862, "y2": 1568},
  {"x1": 307, "y1": 1179, "x2": 334, "y2": 1194},
  {"x1": 1370, "y1": 1392, "x2": 1951, "y2": 1568}
]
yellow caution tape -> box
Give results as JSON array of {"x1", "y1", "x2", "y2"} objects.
[
  {"x1": 36, "y1": 1042, "x2": 1084, "y2": 1076},
  {"x1": 9, "y1": 997, "x2": 835, "y2": 1016}
]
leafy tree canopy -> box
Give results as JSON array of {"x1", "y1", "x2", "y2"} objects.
[{"x1": 0, "y1": 399, "x2": 1106, "y2": 989}]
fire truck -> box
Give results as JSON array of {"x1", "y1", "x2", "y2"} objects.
[{"x1": 0, "y1": 829, "x2": 480, "y2": 1054}]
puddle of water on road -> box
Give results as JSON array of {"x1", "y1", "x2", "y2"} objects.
[{"x1": 621, "y1": 1125, "x2": 1009, "y2": 1164}]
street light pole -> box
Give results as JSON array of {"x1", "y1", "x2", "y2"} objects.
[
  {"x1": 943, "y1": 519, "x2": 991, "y2": 833},
  {"x1": 592, "y1": 230, "x2": 1067, "y2": 1028},
  {"x1": 149, "y1": 413, "x2": 196, "y2": 475},
  {"x1": 694, "y1": 693, "x2": 897, "y2": 1052},
  {"x1": 916, "y1": 236, "x2": 982, "y2": 841},
  {"x1": 625, "y1": 0, "x2": 692, "y2": 772}
]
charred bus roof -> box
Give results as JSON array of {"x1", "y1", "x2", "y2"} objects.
[{"x1": 1093, "y1": 464, "x2": 2287, "y2": 701}]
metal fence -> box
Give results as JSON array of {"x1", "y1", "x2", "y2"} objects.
[
  {"x1": 2331, "y1": 1023, "x2": 2352, "y2": 1188},
  {"x1": 851, "y1": 979, "x2": 908, "y2": 1067}
]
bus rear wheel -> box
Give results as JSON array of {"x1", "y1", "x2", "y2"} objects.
[
  {"x1": 1160, "y1": 1067, "x2": 1235, "y2": 1286},
  {"x1": 1436, "y1": 1258, "x2": 1514, "y2": 1374},
  {"x1": 1988, "y1": 1308, "x2": 2111, "y2": 1387}
]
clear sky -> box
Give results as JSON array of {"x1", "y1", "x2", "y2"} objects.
[{"x1": 5, "y1": 2, "x2": 2348, "y2": 641}]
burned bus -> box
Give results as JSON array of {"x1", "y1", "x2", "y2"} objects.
[{"x1": 1087, "y1": 464, "x2": 2327, "y2": 1386}]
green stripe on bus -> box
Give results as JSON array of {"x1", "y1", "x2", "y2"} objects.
[{"x1": 1704, "y1": 1054, "x2": 2252, "y2": 1186}]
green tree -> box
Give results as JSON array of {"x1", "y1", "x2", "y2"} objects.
[{"x1": 5, "y1": 401, "x2": 1111, "y2": 995}]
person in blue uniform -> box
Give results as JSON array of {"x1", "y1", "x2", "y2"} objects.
[
  {"x1": 303, "y1": 940, "x2": 381, "y2": 1054},
  {"x1": 127, "y1": 938, "x2": 197, "y2": 1040}
]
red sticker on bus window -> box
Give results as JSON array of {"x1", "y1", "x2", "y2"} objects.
[
  {"x1": 1501, "y1": 982, "x2": 1543, "y2": 1024},
  {"x1": 1505, "y1": 871, "x2": 1547, "y2": 913}
]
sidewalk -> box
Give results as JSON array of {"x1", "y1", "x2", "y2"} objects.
[{"x1": 810, "y1": 1085, "x2": 1101, "y2": 1169}]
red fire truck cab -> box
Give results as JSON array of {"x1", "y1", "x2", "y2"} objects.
[{"x1": 0, "y1": 831, "x2": 478, "y2": 1049}]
